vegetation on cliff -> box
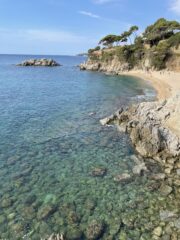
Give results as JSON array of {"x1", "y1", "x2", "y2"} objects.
[{"x1": 88, "y1": 18, "x2": 180, "y2": 70}]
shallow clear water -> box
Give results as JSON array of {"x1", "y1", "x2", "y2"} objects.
[{"x1": 0, "y1": 55, "x2": 164, "y2": 239}]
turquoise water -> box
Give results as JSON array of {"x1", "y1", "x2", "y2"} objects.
[{"x1": 0, "y1": 55, "x2": 164, "y2": 239}]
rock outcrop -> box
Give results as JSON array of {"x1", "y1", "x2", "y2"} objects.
[
  {"x1": 100, "y1": 94, "x2": 180, "y2": 161},
  {"x1": 80, "y1": 57, "x2": 131, "y2": 74},
  {"x1": 17, "y1": 59, "x2": 61, "y2": 67}
]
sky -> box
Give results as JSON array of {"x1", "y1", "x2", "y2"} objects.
[{"x1": 0, "y1": 0, "x2": 179, "y2": 55}]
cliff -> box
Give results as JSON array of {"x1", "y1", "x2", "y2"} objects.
[{"x1": 80, "y1": 45, "x2": 180, "y2": 74}]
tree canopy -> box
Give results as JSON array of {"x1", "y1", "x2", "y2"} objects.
[{"x1": 143, "y1": 18, "x2": 180, "y2": 46}]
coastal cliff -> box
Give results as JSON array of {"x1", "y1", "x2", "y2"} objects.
[{"x1": 80, "y1": 18, "x2": 180, "y2": 164}]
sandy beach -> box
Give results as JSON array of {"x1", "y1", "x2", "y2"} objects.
[
  {"x1": 122, "y1": 70, "x2": 180, "y2": 100},
  {"x1": 122, "y1": 70, "x2": 180, "y2": 137}
]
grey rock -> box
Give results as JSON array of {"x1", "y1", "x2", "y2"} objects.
[
  {"x1": 159, "y1": 210, "x2": 177, "y2": 221},
  {"x1": 159, "y1": 184, "x2": 173, "y2": 196},
  {"x1": 114, "y1": 173, "x2": 132, "y2": 183},
  {"x1": 17, "y1": 59, "x2": 61, "y2": 67}
]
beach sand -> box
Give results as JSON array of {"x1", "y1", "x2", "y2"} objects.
[
  {"x1": 121, "y1": 70, "x2": 180, "y2": 137},
  {"x1": 122, "y1": 70, "x2": 180, "y2": 100}
]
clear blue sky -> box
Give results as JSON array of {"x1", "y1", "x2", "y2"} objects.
[{"x1": 0, "y1": 0, "x2": 179, "y2": 55}]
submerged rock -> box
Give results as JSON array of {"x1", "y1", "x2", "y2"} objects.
[
  {"x1": 159, "y1": 184, "x2": 173, "y2": 196},
  {"x1": 86, "y1": 220, "x2": 105, "y2": 240},
  {"x1": 16, "y1": 59, "x2": 61, "y2": 67},
  {"x1": 91, "y1": 167, "x2": 107, "y2": 177},
  {"x1": 114, "y1": 173, "x2": 132, "y2": 183},
  {"x1": 37, "y1": 205, "x2": 56, "y2": 220}
]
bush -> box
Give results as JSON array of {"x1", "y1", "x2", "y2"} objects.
[
  {"x1": 168, "y1": 32, "x2": 180, "y2": 49},
  {"x1": 151, "y1": 41, "x2": 171, "y2": 70}
]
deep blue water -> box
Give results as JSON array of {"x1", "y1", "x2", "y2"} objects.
[{"x1": 0, "y1": 55, "x2": 159, "y2": 239}]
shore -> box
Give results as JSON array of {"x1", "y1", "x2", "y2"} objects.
[
  {"x1": 121, "y1": 69, "x2": 180, "y2": 100},
  {"x1": 119, "y1": 70, "x2": 180, "y2": 138}
]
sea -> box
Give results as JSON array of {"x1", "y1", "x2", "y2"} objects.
[{"x1": 0, "y1": 55, "x2": 164, "y2": 239}]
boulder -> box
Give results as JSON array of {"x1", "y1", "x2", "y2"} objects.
[{"x1": 17, "y1": 59, "x2": 61, "y2": 67}]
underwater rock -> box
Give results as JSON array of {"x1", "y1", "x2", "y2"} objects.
[
  {"x1": 153, "y1": 226, "x2": 163, "y2": 237},
  {"x1": 67, "y1": 210, "x2": 79, "y2": 224},
  {"x1": 22, "y1": 206, "x2": 36, "y2": 220},
  {"x1": 66, "y1": 227, "x2": 83, "y2": 239},
  {"x1": 160, "y1": 211, "x2": 178, "y2": 221},
  {"x1": 37, "y1": 204, "x2": 56, "y2": 220},
  {"x1": 24, "y1": 194, "x2": 37, "y2": 205},
  {"x1": 0, "y1": 215, "x2": 6, "y2": 224},
  {"x1": 91, "y1": 167, "x2": 107, "y2": 177},
  {"x1": 150, "y1": 173, "x2": 166, "y2": 180},
  {"x1": 1, "y1": 198, "x2": 13, "y2": 208},
  {"x1": 86, "y1": 220, "x2": 105, "y2": 240},
  {"x1": 114, "y1": 173, "x2": 132, "y2": 183},
  {"x1": 174, "y1": 218, "x2": 180, "y2": 229},
  {"x1": 132, "y1": 162, "x2": 148, "y2": 176},
  {"x1": 159, "y1": 184, "x2": 173, "y2": 196}
]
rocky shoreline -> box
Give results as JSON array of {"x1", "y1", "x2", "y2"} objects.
[{"x1": 79, "y1": 58, "x2": 180, "y2": 238}]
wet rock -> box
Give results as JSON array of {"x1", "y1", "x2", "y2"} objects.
[
  {"x1": 24, "y1": 194, "x2": 37, "y2": 205},
  {"x1": 159, "y1": 184, "x2": 173, "y2": 196},
  {"x1": 0, "y1": 215, "x2": 6, "y2": 224},
  {"x1": 159, "y1": 210, "x2": 178, "y2": 221},
  {"x1": 67, "y1": 211, "x2": 79, "y2": 224},
  {"x1": 7, "y1": 212, "x2": 16, "y2": 220},
  {"x1": 132, "y1": 162, "x2": 147, "y2": 176},
  {"x1": 153, "y1": 226, "x2": 163, "y2": 237},
  {"x1": 150, "y1": 173, "x2": 166, "y2": 180},
  {"x1": 66, "y1": 227, "x2": 83, "y2": 239},
  {"x1": 1, "y1": 198, "x2": 13, "y2": 208},
  {"x1": 174, "y1": 218, "x2": 180, "y2": 229},
  {"x1": 22, "y1": 206, "x2": 36, "y2": 220},
  {"x1": 37, "y1": 204, "x2": 56, "y2": 220},
  {"x1": 17, "y1": 59, "x2": 61, "y2": 67},
  {"x1": 91, "y1": 167, "x2": 107, "y2": 177},
  {"x1": 114, "y1": 173, "x2": 132, "y2": 183},
  {"x1": 86, "y1": 220, "x2": 105, "y2": 240}
]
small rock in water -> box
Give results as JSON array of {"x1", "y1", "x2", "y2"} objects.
[
  {"x1": 88, "y1": 112, "x2": 96, "y2": 116},
  {"x1": 91, "y1": 167, "x2": 107, "y2": 177},
  {"x1": 16, "y1": 58, "x2": 61, "y2": 67},
  {"x1": 132, "y1": 162, "x2": 147, "y2": 176},
  {"x1": 159, "y1": 184, "x2": 173, "y2": 196},
  {"x1": 153, "y1": 226, "x2": 163, "y2": 237},
  {"x1": 37, "y1": 204, "x2": 56, "y2": 220},
  {"x1": 150, "y1": 173, "x2": 166, "y2": 180},
  {"x1": 1, "y1": 198, "x2": 13, "y2": 208},
  {"x1": 86, "y1": 220, "x2": 105, "y2": 240},
  {"x1": 174, "y1": 218, "x2": 180, "y2": 229},
  {"x1": 114, "y1": 173, "x2": 132, "y2": 183}
]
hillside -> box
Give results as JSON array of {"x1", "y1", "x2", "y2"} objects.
[{"x1": 80, "y1": 18, "x2": 180, "y2": 73}]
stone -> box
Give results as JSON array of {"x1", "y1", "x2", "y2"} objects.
[
  {"x1": 159, "y1": 184, "x2": 173, "y2": 196},
  {"x1": 17, "y1": 59, "x2": 61, "y2": 67},
  {"x1": 66, "y1": 228, "x2": 83, "y2": 240},
  {"x1": 37, "y1": 205, "x2": 56, "y2": 220},
  {"x1": 153, "y1": 226, "x2": 163, "y2": 237},
  {"x1": 174, "y1": 218, "x2": 180, "y2": 229},
  {"x1": 114, "y1": 173, "x2": 132, "y2": 183},
  {"x1": 132, "y1": 162, "x2": 147, "y2": 176},
  {"x1": 91, "y1": 167, "x2": 107, "y2": 177},
  {"x1": 86, "y1": 220, "x2": 104, "y2": 240},
  {"x1": 150, "y1": 173, "x2": 166, "y2": 180},
  {"x1": 1, "y1": 198, "x2": 13, "y2": 208},
  {"x1": 159, "y1": 210, "x2": 177, "y2": 221}
]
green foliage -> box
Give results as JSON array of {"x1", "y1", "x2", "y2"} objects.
[
  {"x1": 143, "y1": 18, "x2": 180, "y2": 46},
  {"x1": 99, "y1": 34, "x2": 118, "y2": 46},
  {"x1": 88, "y1": 46, "x2": 101, "y2": 54},
  {"x1": 151, "y1": 41, "x2": 171, "y2": 70},
  {"x1": 167, "y1": 32, "x2": 180, "y2": 49},
  {"x1": 101, "y1": 50, "x2": 115, "y2": 62}
]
